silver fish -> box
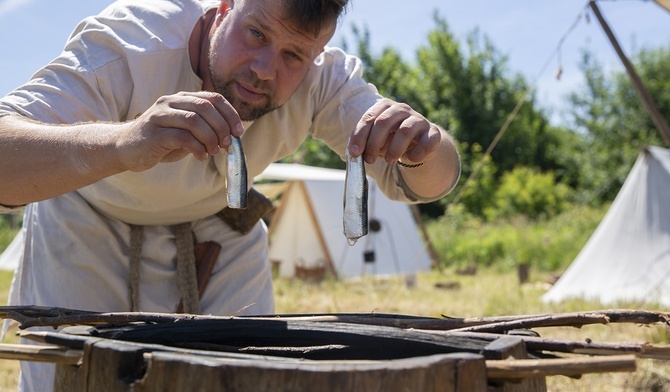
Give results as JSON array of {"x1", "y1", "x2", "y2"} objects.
[
  {"x1": 226, "y1": 136, "x2": 248, "y2": 209},
  {"x1": 343, "y1": 148, "x2": 368, "y2": 245}
]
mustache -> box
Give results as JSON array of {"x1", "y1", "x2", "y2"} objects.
[{"x1": 237, "y1": 70, "x2": 271, "y2": 94}]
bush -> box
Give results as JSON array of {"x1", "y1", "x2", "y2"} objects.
[
  {"x1": 428, "y1": 203, "x2": 607, "y2": 272},
  {"x1": 0, "y1": 210, "x2": 22, "y2": 253},
  {"x1": 486, "y1": 166, "x2": 573, "y2": 221}
]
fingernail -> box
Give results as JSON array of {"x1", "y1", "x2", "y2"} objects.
[
  {"x1": 234, "y1": 123, "x2": 244, "y2": 136},
  {"x1": 365, "y1": 154, "x2": 375, "y2": 164},
  {"x1": 222, "y1": 135, "x2": 231, "y2": 148},
  {"x1": 349, "y1": 144, "x2": 360, "y2": 155}
]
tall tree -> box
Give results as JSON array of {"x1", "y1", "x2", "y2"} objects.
[{"x1": 566, "y1": 47, "x2": 668, "y2": 204}]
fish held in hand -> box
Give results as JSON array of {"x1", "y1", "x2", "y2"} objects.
[
  {"x1": 343, "y1": 149, "x2": 368, "y2": 245},
  {"x1": 226, "y1": 136, "x2": 248, "y2": 209}
]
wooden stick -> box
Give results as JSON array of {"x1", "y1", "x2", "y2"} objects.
[
  {"x1": 0, "y1": 343, "x2": 82, "y2": 365},
  {"x1": 636, "y1": 344, "x2": 670, "y2": 360},
  {"x1": 449, "y1": 309, "x2": 670, "y2": 333},
  {"x1": 2, "y1": 306, "x2": 669, "y2": 332},
  {"x1": 3, "y1": 307, "x2": 206, "y2": 329},
  {"x1": 486, "y1": 354, "x2": 637, "y2": 379},
  {"x1": 446, "y1": 330, "x2": 649, "y2": 356}
]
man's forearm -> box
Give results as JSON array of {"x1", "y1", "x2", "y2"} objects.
[
  {"x1": 0, "y1": 115, "x2": 125, "y2": 207},
  {"x1": 400, "y1": 127, "x2": 460, "y2": 200}
]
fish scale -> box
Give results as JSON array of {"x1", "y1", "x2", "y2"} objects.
[
  {"x1": 343, "y1": 149, "x2": 368, "y2": 245},
  {"x1": 226, "y1": 136, "x2": 248, "y2": 209}
]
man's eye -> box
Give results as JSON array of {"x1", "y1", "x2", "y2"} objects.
[{"x1": 250, "y1": 28, "x2": 263, "y2": 40}]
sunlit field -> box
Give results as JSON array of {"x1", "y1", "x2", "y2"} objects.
[{"x1": 2, "y1": 268, "x2": 668, "y2": 391}]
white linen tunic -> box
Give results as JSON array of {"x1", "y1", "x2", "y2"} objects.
[{"x1": 0, "y1": 0, "x2": 448, "y2": 390}]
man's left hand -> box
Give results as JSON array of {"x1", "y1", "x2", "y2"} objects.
[{"x1": 348, "y1": 98, "x2": 442, "y2": 166}]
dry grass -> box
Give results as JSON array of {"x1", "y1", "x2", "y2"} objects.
[
  {"x1": 274, "y1": 268, "x2": 670, "y2": 391},
  {"x1": 1, "y1": 270, "x2": 20, "y2": 391},
  {"x1": 1, "y1": 268, "x2": 669, "y2": 391}
]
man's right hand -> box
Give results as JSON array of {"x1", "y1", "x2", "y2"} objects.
[
  {"x1": 117, "y1": 91, "x2": 244, "y2": 172},
  {"x1": 0, "y1": 91, "x2": 243, "y2": 207}
]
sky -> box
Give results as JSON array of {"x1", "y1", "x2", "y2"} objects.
[{"x1": 0, "y1": 0, "x2": 668, "y2": 126}]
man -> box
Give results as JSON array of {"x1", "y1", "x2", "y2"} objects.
[{"x1": 0, "y1": 0, "x2": 460, "y2": 389}]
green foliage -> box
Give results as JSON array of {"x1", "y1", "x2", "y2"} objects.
[
  {"x1": 444, "y1": 143, "x2": 497, "y2": 217},
  {"x1": 566, "y1": 47, "x2": 669, "y2": 205},
  {"x1": 485, "y1": 166, "x2": 573, "y2": 220},
  {"x1": 410, "y1": 17, "x2": 565, "y2": 178},
  {"x1": 278, "y1": 135, "x2": 345, "y2": 170},
  {"x1": 429, "y1": 204, "x2": 607, "y2": 272},
  {"x1": 288, "y1": 14, "x2": 670, "y2": 227},
  {"x1": 346, "y1": 13, "x2": 578, "y2": 219},
  {"x1": 0, "y1": 213, "x2": 21, "y2": 253}
]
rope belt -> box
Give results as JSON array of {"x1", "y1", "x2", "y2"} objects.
[
  {"x1": 125, "y1": 188, "x2": 273, "y2": 315},
  {"x1": 170, "y1": 223, "x2": 201, "y2": 314},
  {"x1": 128, "y1": 223, "x2": 201, "y2": 314},
  {"x1": 128, "y1": 224, "x2": 143, "y2": 312}
]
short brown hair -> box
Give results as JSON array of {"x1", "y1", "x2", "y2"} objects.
[{"x1": 283, "y1": 0, "x2": 349, "y2": 38}]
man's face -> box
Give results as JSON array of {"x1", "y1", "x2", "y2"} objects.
[{"x1": 207, "y1": 0, "x2": 334, "y2": 121}]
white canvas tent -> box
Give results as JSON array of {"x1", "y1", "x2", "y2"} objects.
[
  {"x1": 542, "y1": 146, "x2": 670, "y2": 307},
  {"x1": 256, "y1": 163, "x2": 433, "y2": 279},
  {"x1": 0, "y1": 229, "x2": 22, "y2": 271}
]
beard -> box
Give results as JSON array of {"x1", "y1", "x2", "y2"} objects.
[{"x1": 209, "y1": 67, "x2": 279, "y2": 122}]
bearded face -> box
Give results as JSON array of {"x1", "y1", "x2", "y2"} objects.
[
  {"x1": 208, "y1": 62, "x2": 278, "y2": 121},
  {"x1": 205, "y1": 0, "x2": 335, "y2": 122}
]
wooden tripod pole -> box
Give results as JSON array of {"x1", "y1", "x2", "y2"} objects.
[{"x1": 589, "y1": 0, "x2": 670, "y2": 147}]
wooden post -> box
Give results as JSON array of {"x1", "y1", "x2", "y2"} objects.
[
  {"x1": 517, "y1": 264, "x2": 529, "y2": 285},
  {"x1": 54, "y1": 339, "x2": 145, "y2": 392},
  {"x1": 484, "y1": 336, "x2": 547, "y2": 392},
  {"x1": 589, "y1": 0, "x2": 670, "y2": 146}
]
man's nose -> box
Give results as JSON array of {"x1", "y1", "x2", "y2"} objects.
[{"x1": 250, "y1": 49, "x2": 277, "y2": 81}]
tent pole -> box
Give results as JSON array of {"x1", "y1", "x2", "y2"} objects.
[
  {"x1": 297, "y1": 181, "x2": 338, "y2": 279},
  {"x1": 410, "y1": 205, "x2": 443, "y2": 272},
  {"x1": 589, "y1": 0, "x2": 670, "y2": 147}
]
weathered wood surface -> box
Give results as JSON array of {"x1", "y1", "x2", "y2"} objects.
[
  {"x1": 486, "y1": 354, "x2": 637, "y2": 379},
  {"x1": 447, "y1": 330, "x2": 670, "y2": 359},
  {"x1": 54, "y1": 338, "x2": 488, "y2": 392},
  {"x1": 484, "y1": 336, "x2": 547, "y2": 392},
  {"x1": 81, "y1": 318, "x2": 492, "y2": 360},
  {"x1": 3, "y1": 306, "x2": 667, "y2": 392},
  {"x1": 447, "y1": 309, "x2": 670, "y2": 333},
  {"x1": 2, "y1": 306, "x2": 668, "y2": 331},
  {"x1": 0, "y1": 343, "x2": 81, "y2": 364},
  {"x1": 54, "y1": 339, "x2": 146, "y2": 392}
]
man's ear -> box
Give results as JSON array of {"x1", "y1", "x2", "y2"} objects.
[{"x1": 217, "y1": 0, "x2": 232, "y2": 17}]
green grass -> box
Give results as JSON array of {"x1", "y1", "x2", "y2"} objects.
[
  {"x1": 427, "y1": 204, "x2": 609, "y2": 272},
  {"x1": 1, "y1": 270, "x2": 20, "y2": 391}
]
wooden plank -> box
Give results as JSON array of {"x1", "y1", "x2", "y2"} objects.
[
  {"x1": 55, "y1": 339, "x2": 146, "y2": 392},
  {"x1": 486, "y1": 354, "x2": 637, "y2": 379},
  {"x1": 135, "y1": 352, "x2": 487, "y2": 392},
  {"x1": 0, "y1": 343, "x2": 81, "y2": 364},
  {"x1": 483, "y1": 337, "x2": 547, "y2": 392},
  {"x1": 483, "y1": 336, "x2": 527, "y2": 360},
  {"x1": 453, "y1": 353, "x2": 488, "y2": 392}
]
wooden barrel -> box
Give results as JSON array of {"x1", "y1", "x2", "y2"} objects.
[
  {"x1": 51, "y1": 318, "x2": 494, "y2": 392},
  {"x1": 55, "y1": 341, "x2": 486, "y2": 392}
]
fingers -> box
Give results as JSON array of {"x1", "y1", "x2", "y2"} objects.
[
  {"x1": 166, "y1": 91, "x2": 243, "y2": 152},
  {"x1": 349, "y1": 98, "x2": 436, "y2": 165},
  {"x1": 134, "y1": 91, "x2": 243, "y2": 163}
]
